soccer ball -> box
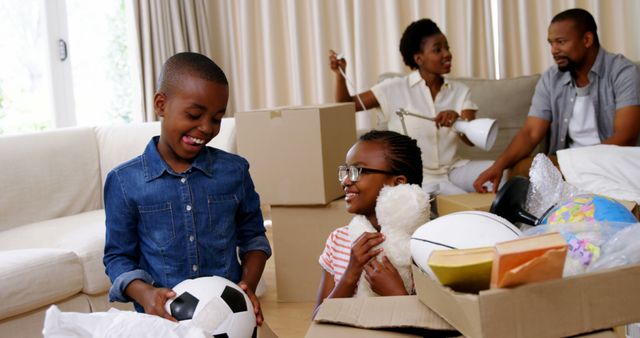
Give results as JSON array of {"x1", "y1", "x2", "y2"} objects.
[
  {"x1": 165, "y1": 276, "x2": 257, "y2": 338},
  {"x1": 411, "y1": 211, "x2": 522, "y2": 277}
]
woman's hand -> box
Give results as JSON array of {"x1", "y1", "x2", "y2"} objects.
[
  {"x1": 363, "y1": 256, "x2": 409, "y2": 296},
  {"x1": 434, "y1": 110, "x2": 459, "y2": 129},
  {"x1": 329, "y1": 49, "x2": 347, "y2": 74},
  {"x1": 343, "y1": 232, "x2": 385, "y2": 281}
]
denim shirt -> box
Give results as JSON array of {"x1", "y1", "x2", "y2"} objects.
[
  {"x1": 103, "y1": 136, "x2": 271, "y2": 307},
  {"x1": 529, "y1": 48, "x2": 640, "y2": 154}
]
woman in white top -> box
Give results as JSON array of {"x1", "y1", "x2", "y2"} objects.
[{"x1": 330, "y1": 19, "x2": 498, "y2": 195}]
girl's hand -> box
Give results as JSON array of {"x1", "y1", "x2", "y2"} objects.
[
  {"x1": 435, "y1": 110, "x2": 459, "y2": 129},
  {"x1": 344, "y1": 232, "x2": 385, "y2": 280},
  {"x1": 363, "y1": 256, "x2": 409, "y2": 296},
  {"x1": 239, "y1": 281, "x2": 264, "y2": 326},
  {"x1": 329, "y1": 49, "x2": 347, "y2": 74}
]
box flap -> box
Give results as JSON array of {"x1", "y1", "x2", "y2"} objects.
[
  {"x1": 305, "y1": 321, "x2": 420, "y2": 338},
  {"x1": 258, "y1": 321, "x2": 279, "y2": 338},
  {"x1": 315, "y1": 295, "x2": 454, "y2": 331}
]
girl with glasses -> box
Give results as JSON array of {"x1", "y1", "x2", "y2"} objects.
[{"x1": 314, "y1": 130, "x2": 422, "y2": 312}]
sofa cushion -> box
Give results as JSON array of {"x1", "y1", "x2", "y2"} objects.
[
  {"x1": 0, "y1": 127, "x2": 102, "y2": 232},
  {"x1": 0, "y1": 249, "x2": 83, "y2": 320},
  {"x1": 0, "y1": 210, "x2": 110, "y2": 295}
]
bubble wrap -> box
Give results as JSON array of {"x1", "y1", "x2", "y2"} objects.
[{"x1": 526, "y1": 153, "x2": 584, "y2": 218}]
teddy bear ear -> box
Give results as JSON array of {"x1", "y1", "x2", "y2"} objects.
[{"x1": 375, "y1": 184, "x2": 431, "y2": 229}]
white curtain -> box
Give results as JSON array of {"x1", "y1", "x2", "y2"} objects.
[
  {"x1": 132, "y1": 0, "x2": 639, "y2": 124},
  {"x1": 497, "y1": 0, "x2": 640, "y2": 78},
  {"x1": 132, "y1": 0, "x2": 212, "y2": 121},
  {"x1": 205, "y1": 0, "x2": 492, "y2": 123}
]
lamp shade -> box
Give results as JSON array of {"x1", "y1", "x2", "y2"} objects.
[{"x1": 453, "y1": 118, "x2": 498, "y2": 151}]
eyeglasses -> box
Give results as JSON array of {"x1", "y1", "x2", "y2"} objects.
[{"x1": 337, "y1": 165, "x2": 397, "y2": 183}]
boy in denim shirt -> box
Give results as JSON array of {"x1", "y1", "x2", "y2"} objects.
[{"x1": 103, "y1": 52, "x2": 271, "y2": 324}]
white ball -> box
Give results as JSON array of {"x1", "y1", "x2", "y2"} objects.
[
  {"x1": 410, "y1": 211, "x2": 522, "y2": 277},
  {"x1": 165, "y1": 276, "x2": 256, "y2": 338}
]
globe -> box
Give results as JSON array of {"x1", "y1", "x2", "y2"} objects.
[{"x1": 540, "y1": 194, "x2": 637, "y2": 225}]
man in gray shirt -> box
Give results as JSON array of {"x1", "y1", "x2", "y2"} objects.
[{"x1": 474, "y1": 8, "x2": 640, "y2": 193}]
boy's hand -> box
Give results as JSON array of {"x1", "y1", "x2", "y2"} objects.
[
  {"x1": 126, "y1": 280, "x2": 177, "y2": 322},
  {"x1": 239, "y1": 281, "x2": 263, "y2": 326},
  {"x1": 141, "y1": 287, "x2": 177, "y2": 321},
  {"x1": 363, "y1": 256, "x2": 408, "y2": 296}
]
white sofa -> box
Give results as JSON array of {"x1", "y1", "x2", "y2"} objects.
[{"x1": 0, "y1": 119, "x2": 236, "y2": 338}]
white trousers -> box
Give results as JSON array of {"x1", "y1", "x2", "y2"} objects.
[{"x1": 422, "y1": 160, "x2": 507, "y2": 196}]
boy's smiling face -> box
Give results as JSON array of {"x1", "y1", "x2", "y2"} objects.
[{"x1": 154, "y1": 73, "x2": 229, "y2": 172}]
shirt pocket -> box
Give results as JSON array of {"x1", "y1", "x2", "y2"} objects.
[
  {"x1": 138, "y1": 202, "x2": 176, "y2": 248},
  {"x1": 207, "y1": 194, "x2": 239, "y2": 236}
]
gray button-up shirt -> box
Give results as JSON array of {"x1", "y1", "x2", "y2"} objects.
[{"x1": 528, "y1": 48, "x2": 640, "y2": 154}]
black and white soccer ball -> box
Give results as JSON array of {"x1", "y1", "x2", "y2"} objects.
[{"x1": 165, "y1": 276, "x2": 257, "y2": 338}]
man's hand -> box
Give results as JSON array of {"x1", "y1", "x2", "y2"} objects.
[
  {"x1": 239, "y1": 281, "x2": 263, "y2": 326},
  {"x1": 473, "y1": 164, "x2": 503, "y2": 193},
  {"x1": 363, "y1": 256, "x2": 408, "y2": 296}
]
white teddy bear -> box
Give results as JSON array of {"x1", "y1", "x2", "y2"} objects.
[{"x1": 346, "y1": 184, "x2": 430, "y2": 297}]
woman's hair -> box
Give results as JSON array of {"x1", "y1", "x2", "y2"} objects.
[
  {"x1": 359, "y1": 130, "x2": 423, "y2": 186},
  {"x1": 399, "y1": 19, "x2": 442, "y2": 70}
]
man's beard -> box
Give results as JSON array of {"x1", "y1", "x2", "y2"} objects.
[{"x1": 557, "y1": 58, "x2": 577, "y2": 72}]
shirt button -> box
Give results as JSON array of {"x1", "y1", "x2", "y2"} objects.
[
  {"x1": 189, "y1": 235, "x2": 194, "y2": 242},
  {"x1": 180, "y1": 177, "x2": 186, "y2": 183},
  {"x1": 570, "y1": 98, "x2": 574, "y2": 102},
  {"x1": 564, "y1": 119, "x2": 568, "y2": 122},
  {"x1": 192, "y1": 264, "x2": 198, "y2": 272},
  {"x1": 186, "y1": 205, "x2": 192, "y2": 211}
]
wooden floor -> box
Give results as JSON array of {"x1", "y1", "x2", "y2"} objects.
[{"x1": 260, "y1": 225, "x2": 315, "y2": 338}]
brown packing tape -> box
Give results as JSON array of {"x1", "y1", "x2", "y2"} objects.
[{"x1": 269, "y1": 110, "x2": 282, "y2": 119}]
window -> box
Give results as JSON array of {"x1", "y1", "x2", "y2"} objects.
[{"x1": 0, "y1": 0, "x2": 140, "y2": 136}]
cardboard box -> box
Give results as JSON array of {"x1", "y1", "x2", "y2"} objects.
[
  {"x1": 258, "y1": 322, "x2": 279, "y2": 338},
  {"x1": 412, "y1": 264, "x2": 640, "y2": 338},
  {"x1": 271, "y1": 198, "x2": 353, "y2": 302},
  {"x1": 436, "y1": 193, "x2": 496, "y2": 216},
  {"x1": 306, "y1": 296, "x2": 457, "y2": 338},
  {"x1": 236, "y1": 103, "x2": 356, "y2": 205}
]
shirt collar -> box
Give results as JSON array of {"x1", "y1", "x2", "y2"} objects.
[
  {"x1": 561, "y1": 47, "x2": 605, "y2": 86},
  {"x1": 408, "y1": 70, "x2": 450, "y2": 88},
  {"x1": 143, "y1": 136, "x2": 215, "y2": 181}
]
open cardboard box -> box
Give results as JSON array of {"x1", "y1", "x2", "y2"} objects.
[
  {"x1": 436, "y1": 193, "x2": 496, "y2": 216},
  {"x1": 305, "y1": 294, "x2": 620, "y2": 338},
  {"x1": 412, "y1": 263, "x2": 640, "y2": 338},
  {"x1": 306, "y1": 295, "x2": 458, "y2": 338}
]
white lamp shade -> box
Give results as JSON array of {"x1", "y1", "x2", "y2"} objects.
[{"x1": 453, "y1": 118, "x2": 498, "y2": 151}]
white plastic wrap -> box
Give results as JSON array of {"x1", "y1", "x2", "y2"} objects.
[
  {"x1": 526, "y1": 153, "x2": 583, "y2": 218},
  {"x1": 43, "y1": 306, "x2": 207, "y2": 338},
  {"x1": 523, "y1": 221, "x2": 639, "y2": 277}
]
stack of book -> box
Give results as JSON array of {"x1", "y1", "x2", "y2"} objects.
[{"x1": 426, "y1": 232, "x2": 568, "y2": 292}]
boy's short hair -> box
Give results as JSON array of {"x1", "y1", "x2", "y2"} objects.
[
  {"x1": 157, "y1": 52, "x2": 228, "y2": 94},
  {"x1": 399, "y1": 19, "x2": 442, "y2": 70}
]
